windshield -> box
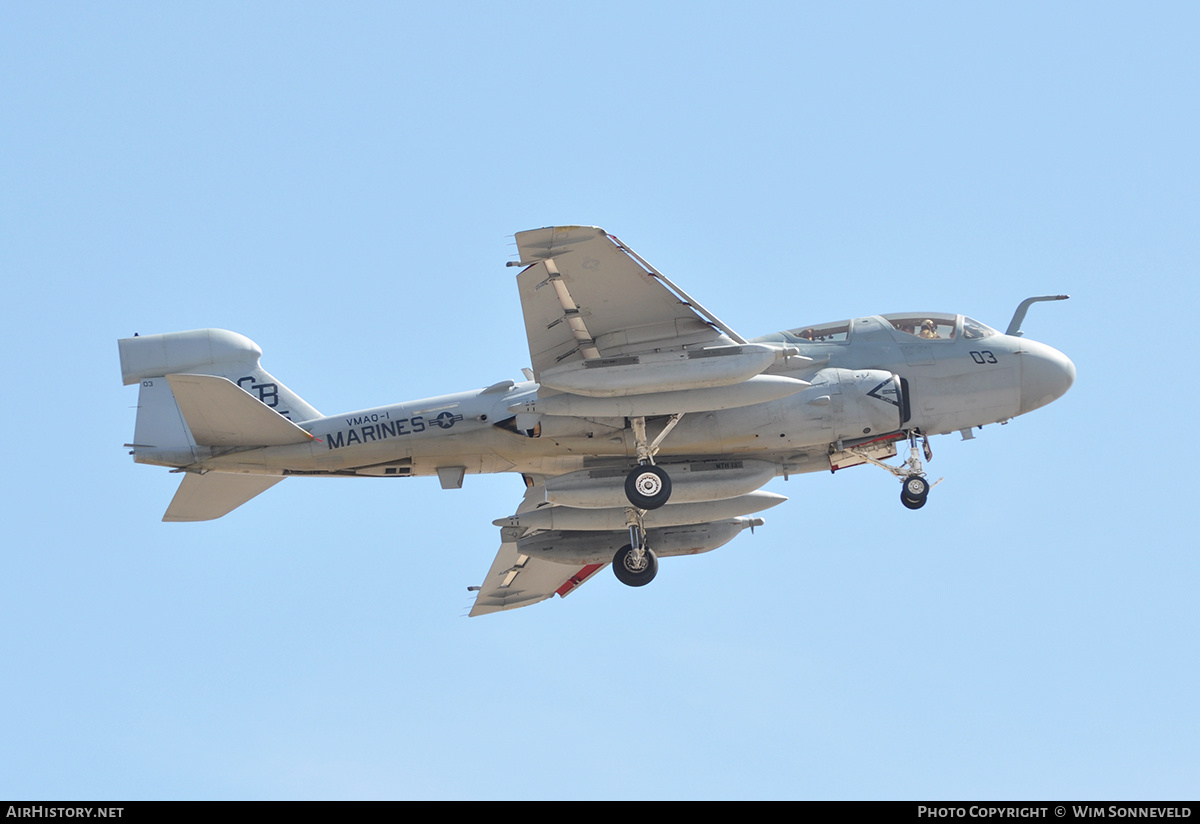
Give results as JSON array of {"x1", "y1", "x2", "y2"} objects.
[{"x1": 962, "y1": 317, "x2": 998, "y2": 340}]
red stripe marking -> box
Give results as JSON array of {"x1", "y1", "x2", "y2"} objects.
[{"x1": 556, "y1": 563, "x2": 603, "y2": 598}]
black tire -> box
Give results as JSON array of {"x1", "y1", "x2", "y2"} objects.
[
  {"x1": 901, "y1": 490, "x2": 927, "y2": 510},
  {"x1": 624, "y1": 465, "x2": 672, "y2": 509},
  {"x1": 902, "y1": 475, "x2": 929, "y2": 500},
  {"x1": 613, "y1": 544, "x2": 659, "y2": 587}
]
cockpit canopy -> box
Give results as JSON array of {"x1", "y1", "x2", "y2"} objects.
[
  {"x1": 774, "y1": 314, "x2": 999, "y2": 344},
  {"x1": 883, "y1": 312, "x2": 957, "y2": 340},
  {"x1": 882, "y1": 313, "x2": 998, "y2": 341},
  {"x1": 785, "y1": 319, "x2": 851, "y2": 343}
]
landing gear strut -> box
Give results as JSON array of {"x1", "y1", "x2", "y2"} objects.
[
  {"x1": 848, "y1": 429, "x2": 940, "y2": 511},
  {"x1": 613, "y1": 508, "x2": 658, "y2": 587},
  {"x1": 622, "y1": 414, "x2": 683, "y2": 510},
  {"x1": 614, "y1": 414, "x2": 685, "y2": 583}
]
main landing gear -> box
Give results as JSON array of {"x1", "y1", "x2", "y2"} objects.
[
  {"x1": 614, "y1": 508, "x2": 658, "y2": 586},
  {"x1": 622, "y1": 414, "x2": 683, "y2": 510},
  {"x1": 613, "y1": 415, "x2": 685, "y2": 586},
  {"x1": 849, "y1": 429, "x2": 939, "y2": 511}
]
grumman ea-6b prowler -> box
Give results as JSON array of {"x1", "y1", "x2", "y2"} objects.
[{"x1": 119, "y1": 226, "x2": 1075, "y2": 615}]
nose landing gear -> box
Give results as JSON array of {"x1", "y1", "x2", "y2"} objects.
[
  {"x1": 894, "y1": 431, "x2": 936, "y2": 510},
  {"x1": 847, "y1": 430, "x2": 940, "y2": 510}
]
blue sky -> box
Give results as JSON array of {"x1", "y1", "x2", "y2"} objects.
[{"x1": 2, "y1": 2, "x2": 1197, "y2": 799}]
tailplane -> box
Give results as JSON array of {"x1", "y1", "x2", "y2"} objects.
[
  {"x1": 163, "y1": 473, "x2": 285, "y2": 522},
  {"x1": 164, "y1": 374, "x2": 315, "y2": 448}
]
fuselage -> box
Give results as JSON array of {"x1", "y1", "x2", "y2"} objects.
[{"x1": 171, "y1": 312, "x2": 1074, "y2": 482}]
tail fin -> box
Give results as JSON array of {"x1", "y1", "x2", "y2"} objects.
[{"x1": 118, "y1": 329, "x2": 320, "y2": 468}]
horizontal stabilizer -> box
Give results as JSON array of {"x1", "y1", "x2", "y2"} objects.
[
  {"x1": 166, "y1": 373, "x2": 315, "y2": 447},
  {"x1": 163, "y1": 472, "x2": 284, "y2": 522}
]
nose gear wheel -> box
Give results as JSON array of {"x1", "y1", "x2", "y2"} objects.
[{"x1": 903, "y1": 475, "x2": 929, "y2": 499}]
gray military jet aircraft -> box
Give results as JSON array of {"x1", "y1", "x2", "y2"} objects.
[{"x1": 119, "y1": 226, "x2": 1075, "y2": 615}]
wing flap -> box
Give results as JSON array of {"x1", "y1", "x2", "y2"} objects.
[
  {"x1": 166, "y1": 373, "x2": 315, "y2": 447},
  {"x1": 163, "y1": 472, "x2": 284, "y2": 522}
]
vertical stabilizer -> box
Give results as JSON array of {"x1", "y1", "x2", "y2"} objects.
[{"x1": 119, "y1": 329, "x2": 320, "y2": 468}]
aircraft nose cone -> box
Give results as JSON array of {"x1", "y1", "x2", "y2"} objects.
[{"x1": 1019, "y1": 340, "x2": 1076, "y2": 414}]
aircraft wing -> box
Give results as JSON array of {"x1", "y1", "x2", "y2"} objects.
[
  {"x1": 468, "y1": 480, "x2": 606, "y2": 616},
  {"x1": 512, "y1": 226, "x2": 739, "y2": 379}
]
